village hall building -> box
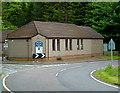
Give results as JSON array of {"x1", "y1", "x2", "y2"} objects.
[{"x1": 7, "y1": 21, "x2": 104, "y2": 60}]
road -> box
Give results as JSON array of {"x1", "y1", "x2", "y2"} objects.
[
  {"x1": 3, "y1": 60, "x2": 119, "y2": 92},
  {"x1": 1, "y1": 64, "x2": 43, "y2": 75}
]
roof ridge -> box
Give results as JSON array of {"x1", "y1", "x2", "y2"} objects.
[
  {"x1": 34, "y1": 21, "x2": 76, "y2": 26},
  {"x1": 33, "y1": 21, "x2": 47, "y2": 38},
  {"x1": 33, "y1": 21, "x2": 39, "y2": 34}
]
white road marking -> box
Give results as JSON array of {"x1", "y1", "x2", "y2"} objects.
[
  {"x1": 90, "y1": 70, "x2": 119, "y2": 89},
  {"x1": 56, "y1": 68, "x2": 67, "y2": 77},
  {"x1": 3, "y1": 75, "x2": 13, "y2": 93},
  {"x1": 56, "y1": 73, "x2": 59, "y2": 77},
  {"x1": 55, "y1": 65, "x2": 81, "y2": 78},
  {"x1": 2, "y1": 68, "x2": 14, "y2": 72},
  {"x1": 3, "y1": 69, "x2": 33, "y2": 92},
  {"x1": 90, "y1": 62, "x2": 95, "y2": 63},
  {"x1": 2, "y1": 63, "x2": 68, "y2": 92},
  {"x1": 61, "y1": 69, "x2": 66, "y2": 72}
]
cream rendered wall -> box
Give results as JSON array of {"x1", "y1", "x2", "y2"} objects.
[
  {"x1": 78, "y1": 39, "x2": 103, "y2": 55},
  {"x1": 48, "y1": 39, "x2": 103, "y2": 57},
  {"x1": 48, "y1": 39, "x2": 82, "y2": 57},
  {"x1": 8, "y1": 34, "x2": 46, "y2": 58},
  {"x1": 80, "y1": 39, "x2": 92, "y2": 55},
  {"x1": 31, "y1": 34, "x2": 46, "y2": 56},
  {"x1": 8, "y1": 37, "x2": 103, "y2": 58},
  {"x1": 8, "y1": 39, "x2": 32, "y2": 58},
  {"x1": 91, "y1": 39, "x2": 103, "y2": 54}
]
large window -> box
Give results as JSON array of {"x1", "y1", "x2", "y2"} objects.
[
  {"x1": 70, "y1": 39, "x2": 72, "y2": 50},
  {"x1": 77, "y1": 39, "x2": 83, "y2": 50},
  {"x1": 81, "y1": 39, "x2": 83, "y2": 50},
  {"x1": 57, "y1": 39, "x2": 60, "y2": 51},
  {"x1": 65, "y1": 39, "x2": 68, "y2": 50},
  {"x1": 52, "y1": 39, "x2": 55, "y2": 51},
  {"x1": 77, "y1": 39, "x2": 80, "y2": 50}
]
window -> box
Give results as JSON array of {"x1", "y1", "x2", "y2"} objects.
[
  {"x1": 70, "y1": 39, "x2": 72, "y2": 50},
  {"x1": 52, "y1": 39, "x2": 55, "y2": 51},
  {"x1": 57, "y1": 39, "x2": 60, "y2": 51},
  {"x1": 77, "y1": 39, "x2": 80, "y2": 50},
  {"x1": 65, "y1": 39, "x2": 68, "y2": 50},
  {"x1": 81, "y1": 39, "x2": 83, "y2": 50}
]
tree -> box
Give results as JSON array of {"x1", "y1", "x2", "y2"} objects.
[
  {"x1": 84, "y1": 2, "x2": 120, "y2": 50},
  {"x1": 2, "y1": 2, "x2": 119, "y2": 50}
]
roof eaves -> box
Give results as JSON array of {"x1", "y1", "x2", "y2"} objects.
[
  {"x1": 7, "y1": 37, "x2": 31, "y2": 39},
  {"x1": 47, "y1": 37, "x2": 104, "y2": 39},
  {"x1": 30, "y1": 33, "x2": 47, "y2": 38}
]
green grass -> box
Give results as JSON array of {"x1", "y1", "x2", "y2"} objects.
[
  {"x1": 98, "y1": 56, "x2": 120, "y2": 60},
  {"x1": 94, "y1": 65, "x2": 120, "y2": 86},
  {"x1": 104, "y1": 51, "x2": 120, "y2": 56},
  {"x1": 0, "y1": 72, "x2": 5, "y2": 75}
]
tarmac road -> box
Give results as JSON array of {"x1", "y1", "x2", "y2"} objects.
[{"x1": 4, "y1": 60, "x2": 119, "y2": 92}]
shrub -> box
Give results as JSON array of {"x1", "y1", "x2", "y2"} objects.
[{"x1": 104, "y1": 64, "x2": 112, "y2": 72}]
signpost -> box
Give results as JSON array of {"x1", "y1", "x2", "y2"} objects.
[
  {"x1": 108, "y1": 39, "x2": 115, "y2": 66},
  {"x1": 3, "y1": 40, "x2": 8, "y2": 61},
  {"x1": 0, "y1": 73, "x2": 2, "y2": 93}
]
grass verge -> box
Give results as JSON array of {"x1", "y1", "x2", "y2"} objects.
[
  {"x1": 0, "y1": 72, "x2": 5, "y2": 75},
  {"x1": 98, "y1": 56, "x2": 120, "y2": 60},
  {"x1": 94, "y1": 65, "x2": 120, "y2": 86}
]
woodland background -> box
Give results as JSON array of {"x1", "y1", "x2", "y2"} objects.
[{"x1": 1, "y1": 2, "x2": 120, "y2": 50}]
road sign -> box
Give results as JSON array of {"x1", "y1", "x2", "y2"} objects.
[
  {"x1": 40, "y1": 53, "x2": 45, "y2": 58},
  {"x1": 35, "y1": 41, "x2": 43, "y2": 47},
  {"x1": 108, "y1": 39, "x2": 115, "y2": 50},
  {"x1": 33, "y1": 53, "x2": 46, "y2": 59},
  {"x1": 4, "y1": 43, "x2": 8, "y2": 48},
  {"x1": 108, "y1": 39, "x2": 115, "y2": 66},
  {"x1": 36, "y1": 47, "x2": 43, "y2": 53},
  {"x1": 104, "y1": 43, "x2": 108, "y2": 51}
]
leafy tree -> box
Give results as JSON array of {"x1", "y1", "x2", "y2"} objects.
[
  {"x1": 84, "y1": 2, "x2": 120, "y2": 50},
  {"x1": 1, "y1": 2, "x2": 120, "y2": 50}
]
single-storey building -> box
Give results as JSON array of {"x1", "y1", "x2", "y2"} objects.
[{"x1": 7, "y1": 21, "x2": 104, "y2": 60}]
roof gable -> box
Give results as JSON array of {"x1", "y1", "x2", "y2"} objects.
[{"x1": 8, "y1": 21, "x2": 38, "y2": 39}]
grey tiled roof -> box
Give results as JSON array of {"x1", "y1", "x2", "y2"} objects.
[
  {"x1": 0, "y1": 30, "x2": 14, "y2": 43},
  {"x1": 8, "y1": 21, "x2": 104, "y2": 39}
]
